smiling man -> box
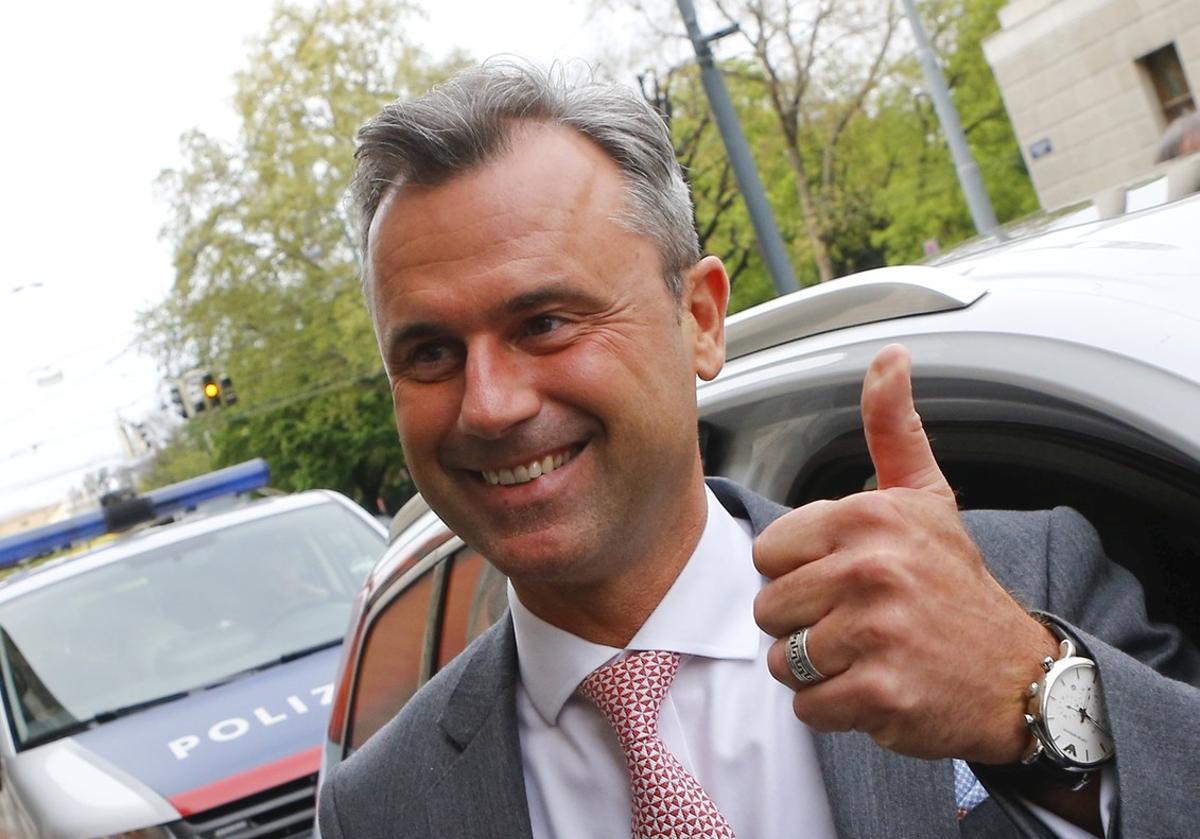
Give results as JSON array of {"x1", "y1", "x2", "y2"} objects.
[
  {"x1": 366, "y1": 120, "x2": 723, "y2": 646},
  {"x1": 319, "y1": 63, "x2": 1199, "y2": 838}
]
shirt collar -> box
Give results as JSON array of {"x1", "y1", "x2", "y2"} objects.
[{"x1": 508, "y1": 485, "x2": 762, "y2": 725}]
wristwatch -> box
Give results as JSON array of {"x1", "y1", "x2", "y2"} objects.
[{"x1": 1021, "y1": 626, "x2": 1114, "y2": 790}]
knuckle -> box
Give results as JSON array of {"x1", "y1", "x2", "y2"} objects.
[
  {"x1": 858, "y1": 670, "x2": 903, "y2": 718},
  {"x1": 844, "y1": 549, "x2": 904, "y2": 591},
  {"x1": 843, "y1": 491, "x2": 897, "y2": 527},
  {"x1": 844, "y1": 543, "x2": 922, "y2": 597},
  {"x1": 855, "y1": 611, "x2": 898, "y2": 650},
  {"x1": 870, "y1": 668, "x2": 916, "y2": 720},
  {"x1": 852, "y1": 600, "x2": 918, "y2": 656}
]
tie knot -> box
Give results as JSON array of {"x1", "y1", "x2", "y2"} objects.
[{"x1": 579, "y1": 650, "x2": 680, "y2": 746}]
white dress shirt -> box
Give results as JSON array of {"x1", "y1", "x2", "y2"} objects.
[
  {"x1": 508, "y1": 486, "x2": 1109, "y2": 838},
  {"x1": 510, "y1": 488, "x2": 838, "y2": 838}
]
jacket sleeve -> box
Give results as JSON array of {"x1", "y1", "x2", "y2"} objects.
[{"x1": 969, "y1": 507, "x2": 1200, "y2": 838}]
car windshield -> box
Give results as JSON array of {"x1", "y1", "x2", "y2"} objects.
[{"x1": 0, "y1": 500, "x2": 384, "y2": 750}]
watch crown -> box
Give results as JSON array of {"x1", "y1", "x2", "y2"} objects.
[
  {"x1": 1041, "y1": 656, "x2": 1055, "y2": 673},
  {"x1": 1027, "y1": 681, "x2": 1040, "y2": 697},
  {"x1": 1023, "y1": 713, "x2": 1037, "y2": 729}
]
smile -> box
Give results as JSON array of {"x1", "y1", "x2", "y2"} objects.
[{"x1": 480, "y1": 447, "x2": 578, "y2": 486}]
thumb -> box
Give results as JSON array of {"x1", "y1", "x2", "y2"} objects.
[{"x1": 861, "y1": 344, "x2": 952, "y2": 498}]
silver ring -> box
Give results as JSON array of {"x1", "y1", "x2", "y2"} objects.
[{"x1": 785, "y1": 627, "x2": 826, "y2": 684}]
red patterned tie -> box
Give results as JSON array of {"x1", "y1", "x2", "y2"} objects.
[{"x1": 579, "y1": 651, "x2": 737, "y2": 838}]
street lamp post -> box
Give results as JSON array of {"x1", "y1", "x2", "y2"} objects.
[
  {"x1": 675, "y1": 0, "x2": 799, "y2": 295},
  {"x1": 900, "y1": 0, "x2": 1004, "y2": 240}
]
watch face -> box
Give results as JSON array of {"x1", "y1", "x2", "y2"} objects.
[{"x1": 1043, "y1": 660, "x2": 1114, "y2": 767}]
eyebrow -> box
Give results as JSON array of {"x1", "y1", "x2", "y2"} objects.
[
  {"x1": 385, "y1": 282, "x2": 608, "y2": 357},
  {"x1": 502, "y1": 283, "x2": 607, "y2": 315}
]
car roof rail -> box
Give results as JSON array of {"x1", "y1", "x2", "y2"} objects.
[
  {"x1": 724, "y1": 266, "x2": 986, "y2": 361},
  {"x1": 387, "y1": 491, "x2": 432, "y2": 544},
  {"x1": 0, "y1": 458, "x2": 271, "y2": 569}
]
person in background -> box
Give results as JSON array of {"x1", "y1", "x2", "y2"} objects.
[{"x1": 1156, "y1": 110, "x2": 1200, "y2": 161}]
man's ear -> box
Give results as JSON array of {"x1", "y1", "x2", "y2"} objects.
[{"x1": 682, "y1": 255, "x2": 730, "y2": 381}]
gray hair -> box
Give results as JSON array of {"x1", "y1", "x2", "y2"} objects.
[{"x1": 350, "y1": 61, "x2": 700, "y2": 298}]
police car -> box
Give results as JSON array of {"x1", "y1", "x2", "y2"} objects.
[
  {"x1": 319, "y1": 188, "x2": 1200, "y2": 779},
  {"x1": 0, "y1": 460, "x2": 386, "y2": 838}
]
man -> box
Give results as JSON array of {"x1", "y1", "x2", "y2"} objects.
[{"x1": 320, "y1": 63, "x2": 1199, "y2": 837}]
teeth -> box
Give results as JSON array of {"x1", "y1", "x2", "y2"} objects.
[{"x1": 482, "y1": 448, "x2": 575, "y2": 487}]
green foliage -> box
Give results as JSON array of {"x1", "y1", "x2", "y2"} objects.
[
  {"x1": 869, "y1": 0, "x2": 1038, "y2": 264},
  {"x1": 137, "y1": 426, "x2": 217, "y2": 492},
  {"x1": 140, "y1": 0, "x2": 466, "y2": 510},
  {"x1": 647, "y1": 64, "x2": 789, "y2": 313},
  {"x1": 641, "y1": 0, "x2": 1034, "y2": 295}
]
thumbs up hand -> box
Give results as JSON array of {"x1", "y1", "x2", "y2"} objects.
[{"x1": 753, "y1": 344, "x2": 1058, "y2": 763}]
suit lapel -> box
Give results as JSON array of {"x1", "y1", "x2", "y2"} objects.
[{"x1": 425, "y1": 618, "x2": 534, "y2": 839}]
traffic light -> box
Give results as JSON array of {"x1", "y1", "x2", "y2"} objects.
[
  {"x1": 168, "y1": 370, "x2": 236, "y2": 419},
  {"x1": 219, "y1": 375, "x2": 237, "y2": 406},
  {"x1": 200, "y1": 372, "x2": 236, "y2": 409},
  {"x1": 202, "y1": 374, "x2": 221, "y2": 409}
]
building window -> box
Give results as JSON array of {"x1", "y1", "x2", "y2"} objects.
[{"x1": 1138, "y1": 43, "x2": 1195, "y2": 124}]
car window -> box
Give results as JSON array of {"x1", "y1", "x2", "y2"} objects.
[
  {"x1": 0, "y1": 501, "x2": 384, "y2": 751},
  {"x1": 788, "y1": 422, "x2": 1200, "y2": 643},
  {"x1": 346, "y1": 567, "x2": 439, "y2": 752},
  {"x1": 342, "y1": 545, "x2": 508, "y2": 754},
  {"x1": 436, "y1": 548, "x2": 508, "y2": 670}
]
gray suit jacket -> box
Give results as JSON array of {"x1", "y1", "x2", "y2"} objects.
[{"x1": 319, "y1": 479, "x2": 1200, "y2": 838}]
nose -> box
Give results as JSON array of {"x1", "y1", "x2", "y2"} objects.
[{"x1": 457, "y1": 337, "x2": 541, "y2": 439}]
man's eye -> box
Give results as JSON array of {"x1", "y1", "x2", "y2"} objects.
[
  {"x1": 404, "y1": 341, "x2": 462, "y2": 381},
  {"x1": 412, "y1": 343, "x2": 448, "y2": 364},
  {"x1": 524, "y1": 314, "x2": 562, "y2": 337}
]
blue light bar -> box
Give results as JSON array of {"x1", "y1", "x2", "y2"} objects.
[
  {"x1": 144, "y1": 458, "x2": 270, "y2": 516},
  {"x1": 0, "y1": 459, "x2": 271, "y2": 570},
  {"x1": 0, "y1": 509, "x2": 109, "y2": 570}
]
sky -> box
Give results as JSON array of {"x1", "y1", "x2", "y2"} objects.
[{"x1": 0, "y1": 0, "x2": 665, "y2": 520}]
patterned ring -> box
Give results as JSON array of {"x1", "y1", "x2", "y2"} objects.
[{"x1": 785, "y1": 626, "x2": 827, "y2": 685}]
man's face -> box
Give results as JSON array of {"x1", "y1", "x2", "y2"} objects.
[{"x1": 366, "y1": 124, "x2": 726, "y2": 590}]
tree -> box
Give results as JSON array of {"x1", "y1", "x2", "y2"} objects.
[
  {"x1": 610, "y1": 0, "x2": 908, "y2": 285},
  {"x1": 612, "y1": 0, "x2": 1035, "y2": 290},
  {"x1": 139, "y1": 0, "x2": 468, "y2": 510},
  {"x1": 714, "y1": 0, "x2": 903, "y2": 283},
  {"x1": 868, "y1": 0, "x2": 1037, "y2": 264},
  {"x1": 637, "y1": 64, "x2": 791, "y2": 312}
]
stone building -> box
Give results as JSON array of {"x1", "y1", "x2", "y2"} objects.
[{"x1": 984, "y1": 0, "x2": 1199, "y2": 209}]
